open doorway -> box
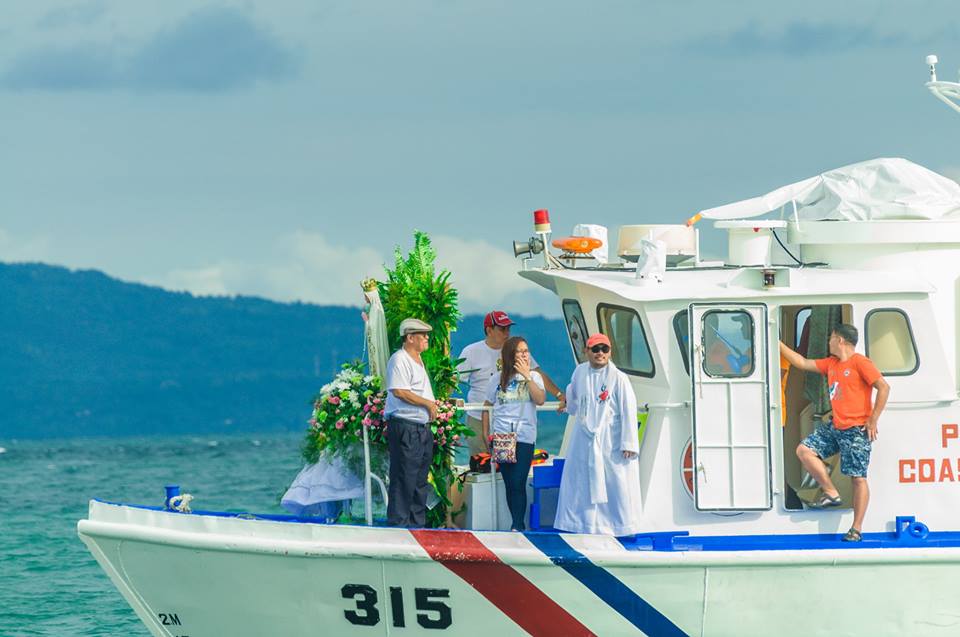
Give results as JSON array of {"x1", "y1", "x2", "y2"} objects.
[{"x1": 779, "y1": 303, "x2": 853, "y2": 511}]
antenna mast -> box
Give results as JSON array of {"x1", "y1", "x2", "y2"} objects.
[{"x1": 926, "y1": 54, "x2": 960, "y2": 115}]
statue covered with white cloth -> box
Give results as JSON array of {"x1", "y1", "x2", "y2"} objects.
[
  {"x1": 554, "y1": 333, "x2": 643, "y2": 536},
  {"x1": 281, "y1": 279, "x2": 389, "y2": 519}
]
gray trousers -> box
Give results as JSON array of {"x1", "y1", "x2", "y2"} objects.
[{"x1": 386, "y1": 417, "x2": 434, "y2": 527}]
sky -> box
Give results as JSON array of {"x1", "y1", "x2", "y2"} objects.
[{"x1": 1, "y1": 1, "x2": 958, "y2": 317}]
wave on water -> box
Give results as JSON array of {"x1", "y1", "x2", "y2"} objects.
[
  {"x1": 2, "y1": 419, "x2": 566, "y2": 636},
  {"x1": 0, "y1": 432, "x2": 307, "y2": 636}
]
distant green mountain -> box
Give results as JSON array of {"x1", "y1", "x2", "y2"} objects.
[{"x1": 0, "y1": 263, "x2": 573, "y2": 439}]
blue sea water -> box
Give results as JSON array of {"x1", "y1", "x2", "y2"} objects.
[{"x1": 1, "y1": 421, "x2": 565, "y2": 636}]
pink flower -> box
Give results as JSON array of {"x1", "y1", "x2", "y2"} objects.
[
  {"x1": 308, "y1": 417, "x2": 317, "y2": 426},
  {"x1": 362, "y1": 417, "x2": 372, "y2": 426},
  {"x1": 330, "y1": 396, "x2": 341, "y2": 405},
  {"x1": 453, "y1": 434, "x2": 460, "y2": 441},
  {"x1": 350, "y1": 415, "x2": 356, "y2": 421},
  {"x1": 335, "y1": 420, "x2": 345, "y2": 430},
  {"x1": 363, "y1": 404, "x2": 370, "y2": 413}
]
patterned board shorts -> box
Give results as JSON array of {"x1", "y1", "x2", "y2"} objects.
[{"x1": 801, "y1": 421, "x2": 872, "y2": 478}]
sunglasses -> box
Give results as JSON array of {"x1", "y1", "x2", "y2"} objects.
[{"x1": 590, "y1": 344, "x2": 611, "y2": 354}]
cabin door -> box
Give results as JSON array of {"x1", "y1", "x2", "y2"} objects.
[{"x1": 689, "y1": 303, "x2": 772, "y2": 511}]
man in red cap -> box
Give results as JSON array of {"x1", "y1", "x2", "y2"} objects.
[
  {"x1": 554, "y1": 333, "x2": 643, "y2": 536},
  {"x1": 457, "y1": 310, "x2": 564, "y2": 456}
]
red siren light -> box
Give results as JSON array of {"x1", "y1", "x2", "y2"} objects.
[{"x1": 533, "y1": 209, "x2": 551, "y2": 233}]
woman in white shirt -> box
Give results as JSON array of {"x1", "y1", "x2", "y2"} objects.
[{"x1": 481, "y1": 336, "x2": 546, "y2": 531}]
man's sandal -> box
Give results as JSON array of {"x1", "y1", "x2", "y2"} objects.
[
  {"x1": 810, "y1": 493, "x2": 843, "y2": 509},
  {"x1": 842, "y1": 527, "x2": 862, "y2": 542}
]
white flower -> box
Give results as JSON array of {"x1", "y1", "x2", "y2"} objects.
[
  {"x1": 363, "y1": 375, "x2": 375, "y2": 383},
  {"x1": 347, "y1": 390, "x2": 359, "y2": 404},
  {"x1": 320, "y1": 383, "x2": 333, "y2": 395},
  {"x1": 334, "y1": 381, "x2": 349, "y2": 392}
]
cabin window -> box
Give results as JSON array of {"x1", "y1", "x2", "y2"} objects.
[
  {"x1": 673, "y1": 310, "x2": 690, "y2": 374},
  {"x1": 865, "y1": 309, "x2": 919, "y2": 375},
  {"x1": 562, "y1": 300, "x2": 589, "y2": 364},
  {"x1": 702, "y1": 310, "x2": 754, "y2": 378},
  {"x1": 794, "y1": 307, "x2": 812, "y2": 352},
  {"x1": 596, "y1": 304, "x2": 655, "y2": 377}
]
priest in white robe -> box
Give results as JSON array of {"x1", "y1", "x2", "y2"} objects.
[{"x1": 554, "y1": 333, "x2": 643, "y2": 536}]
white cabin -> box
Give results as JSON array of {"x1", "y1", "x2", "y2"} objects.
[{"x1": 520, "y1": 158, "x2": 960, "y2": 537}]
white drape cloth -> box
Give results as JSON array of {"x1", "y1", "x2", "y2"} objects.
[
  {"x1": 281, "y1": 456, "x2": 364, "y2": 517},
  {"x1": 363, "y1": 286, "x2": 390, "y2": 381},
  {"x1": 554, "y1": 361, "x2": 643, "y2": 536},
  {"x1": 697, "y1": 157, "x2": 960, "y2": 222}
]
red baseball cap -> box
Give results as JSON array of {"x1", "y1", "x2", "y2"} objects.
[
  {"x1": 483, "y1": 310, "x2": 515, "y2": 330},
  {"x1": 586, "y1": 333, "x2": 611, "y2": 348}
]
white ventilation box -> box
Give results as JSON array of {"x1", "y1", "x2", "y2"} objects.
[{"x1": 618, "y1": 224, "x2": 698, "y2": 265}]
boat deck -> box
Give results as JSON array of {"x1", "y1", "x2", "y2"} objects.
[{"x1": 98, "y1": 500, "x2": 957, "y2": 552}]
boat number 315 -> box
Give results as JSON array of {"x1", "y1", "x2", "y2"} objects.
[{"x1": 342, "y1": 584, "x2": 452, "y2": 630}]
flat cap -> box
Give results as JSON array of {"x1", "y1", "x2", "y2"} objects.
[{"x1": 399, "y1": 317, "x2": 433, "y2": 337}]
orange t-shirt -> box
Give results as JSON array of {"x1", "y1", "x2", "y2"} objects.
[{"x1": 814, "y1": 354, "x2": 882, "y2": 429}]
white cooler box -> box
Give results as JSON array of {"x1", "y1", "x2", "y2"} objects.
[{"x1": 463, "y1": 471, "x2": 523, "y2": 531}]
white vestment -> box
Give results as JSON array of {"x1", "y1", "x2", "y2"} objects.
[{"x1": 553, "y1": 361, "x2": 643, "y2": 536}]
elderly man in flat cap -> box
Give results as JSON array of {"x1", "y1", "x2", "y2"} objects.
[{"x1": 384, "y1": 317, "x2": 438, "y2": 527}]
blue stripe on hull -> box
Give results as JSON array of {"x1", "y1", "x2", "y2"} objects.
[{"x1": 525, "y1": 533, "x2": 690, "y2": 637}]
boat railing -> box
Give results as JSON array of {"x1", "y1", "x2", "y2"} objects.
[{"x1": 362, "y1": 401, "x2": 569, "y2": 525}]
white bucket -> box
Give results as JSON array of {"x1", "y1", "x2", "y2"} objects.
[
  {"x1": 715, "y1": 220, "x2": 787, "y2": 266},
  {"x1": 728, "y1": 227, "x2": 773, "y2": 266}
]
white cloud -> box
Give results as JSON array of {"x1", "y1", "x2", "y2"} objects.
[
  {"x1": 432, "y1": 235, "x2": 559, "y2": 317},
  {"x1": 162, "y1": 265, "x2": 230, "y2": 297},
  {"x1": 151, "y1": 230, "x2": 559, "y2": 316},
  {"x1": 0, "y1": 227, "x2": 54, "y2": 262},
  {"x1": 153, "y1": 230, "x2": 385, "y2": 306}
]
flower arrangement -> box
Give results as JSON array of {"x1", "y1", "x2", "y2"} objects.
[
  {"x1": 302, "y1": 362, "x2": 388, "y2": 477},
  {"x1": 430, "y1": 400, "x2": 464, "y2": 449},
  {"x1": 426, "y1": 400, "x2": 473, "y2": 527},
  {"x1": 302, "y1": 361, "x2": 473, "y2": 512}
]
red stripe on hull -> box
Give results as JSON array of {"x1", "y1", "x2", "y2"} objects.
[{"x1": 411, "y1": 530, "x2": 595, "y2": 637}]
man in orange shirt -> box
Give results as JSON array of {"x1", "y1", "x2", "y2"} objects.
[{"x1": 780, "y1": 324, "x2": 890, "y2": 542}]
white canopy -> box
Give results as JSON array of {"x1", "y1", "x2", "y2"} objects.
[{"x1": 698, "y1": 157, "x2": 960, "y2": 222}]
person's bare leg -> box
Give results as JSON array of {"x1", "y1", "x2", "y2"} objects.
[
  {"x1": 850, "y1": 477, "x2": 869, "y2": 531},
  {"x1": 796, "y1": 444, "x2": 839, "y2": 498}
]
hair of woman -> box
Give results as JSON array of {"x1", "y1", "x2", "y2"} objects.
[{"x1": 500, "y1": 336, "x2": 528, "y2": 392}]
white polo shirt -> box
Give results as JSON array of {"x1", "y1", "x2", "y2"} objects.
[{"x1": 385, "y1": 349, "x2": 435, "y2": 424}]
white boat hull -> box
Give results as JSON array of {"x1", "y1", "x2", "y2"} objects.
[{"x1": 79, "y1": 501, "x2": 960, "y2": 637}]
